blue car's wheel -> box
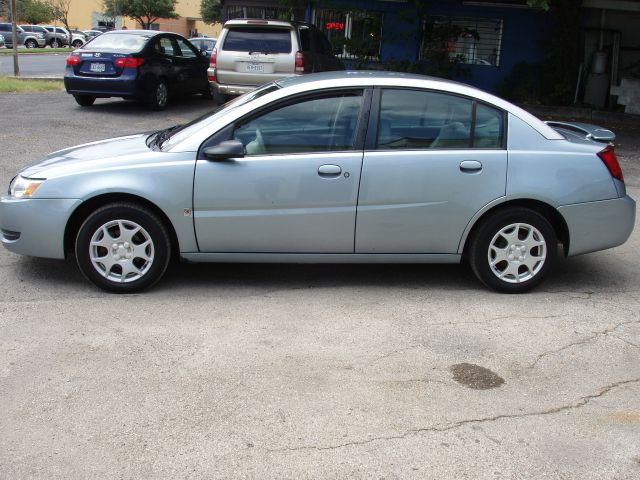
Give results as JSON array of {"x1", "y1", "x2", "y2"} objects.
[
  {"x1": 146, "y1": 79, "x2": 169, "y2": 111},
  {"x1": 74, "y1": 95, "x2": 96, "y2": 107}
]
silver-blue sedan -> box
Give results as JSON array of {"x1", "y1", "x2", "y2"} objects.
[{"x1": 0, "y1": 72, "x2": 635, "y2": 293}]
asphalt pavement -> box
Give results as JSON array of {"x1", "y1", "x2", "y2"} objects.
[
  {"x1": 0, "y1": 91, "x2": 639, "y2": 479},
  {"x1": 0, "y1": 52, "x2": 67, "y2": 77}
]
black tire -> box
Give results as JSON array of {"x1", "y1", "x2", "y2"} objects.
[
  {"x1": 75, "y1": 203, "x2": 171, "y2": 293},
  {"x1": 25, "y1": 39, "x2": 37, "y2": 49},
  {"x1": 73, "y1": 95, "x2": 96, "y2": 107},
  {"x1": 146, "y1": 78, "x2": 169, "y2": 110},
  {"x1": 468, "y1": 208, "x2": 557, "y2": 293},
  {"x1": 50, "y1": 38, "x2": 61, "y2": 48},
  {"x1": 72, "y1": 39, "x2": 83, "y2": 48},
  {"x1": 212, "y1": 86, "x2": 228, "y2": 105},
  {"x1": 201, "y1": 85, "x2": 213, "y2": 100}
]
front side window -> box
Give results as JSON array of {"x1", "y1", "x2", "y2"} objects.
[
  {"x1": 176, "y1": 39, "x2": 197, "y2": 57},
  {"x1": 377, "y1": 89, "x2": 473, "y2": 150},
  {"x1": 233, "y1": 92, "x2": 363, "y2": 155}
]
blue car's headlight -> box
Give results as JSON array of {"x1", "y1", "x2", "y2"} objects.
[{"x1": 9, "y1": 176, "x2": 46, "y2": 198}]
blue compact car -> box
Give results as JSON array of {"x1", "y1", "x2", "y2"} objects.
[
  {"x1": 64, "y1": 30, "x2": 211, "y2": 110},
  {"x1": 2, "y1": 72, "x2": 636, "y2": 293}
]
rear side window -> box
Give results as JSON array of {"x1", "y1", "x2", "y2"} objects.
[
  {"x1": 223, "y1": 27, "x2": 292, "y2": 54},
  {"x1": 474, "y1": 103, "x2": 504, "y2": 148},
  {"x1": 377, "y1": 89, "x2": 472, "y2": 150},
  {"x1": 86, "y1": 33, "x2": 151, "y2": 52},
  {"x1": 376, "y1": 89, "x2": 505, "y2": 150}
]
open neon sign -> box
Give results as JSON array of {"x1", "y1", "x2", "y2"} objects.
[{"x1": 326, "y1": 22, "x2": 345, "y2": 30}]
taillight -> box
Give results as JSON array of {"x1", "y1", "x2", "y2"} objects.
[
  {"x1": 295, "y1": 51, "x2": 304, "y2": 73},
  {"x1": 208, "y1": 47, "x2": 217, "y2": 82},
  {"x1": 66, "y1": 55, "x2": 80, "y2": 66},
  {"x1": 597, "y1": 144, "x2": 624, "y2": 182},
  {"x1": 115, "y1": 57, "x2": 144, "y2": 68}
]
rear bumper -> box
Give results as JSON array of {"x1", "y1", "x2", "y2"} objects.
[
  {"x1": 64, "y1": 69, "x2": 140, "y2": 98},
  {"x1": 559, "y1": 195, "x2": 636, "y2": 256},
  {"x1": 209, "y1": 68, "x2": 300, "y2": 96}
]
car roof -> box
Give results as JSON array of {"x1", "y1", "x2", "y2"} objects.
[
  {"x1": 224, "y1": 18, "x2": 311, "y2": 29},
  {"x1": 100, "y1": 30, "x2": 171, "y2": 37},
  {"x1": 276, "y1": 71, "x2": 563, "y2": 140}
]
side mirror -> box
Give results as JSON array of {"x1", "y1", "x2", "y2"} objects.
[{"x1": 203, "y1": 140, "x2": 245, "y2": 161}]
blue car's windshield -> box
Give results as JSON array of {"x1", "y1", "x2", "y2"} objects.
[{"x1": 160, "y1": 83, "x2": 280, "y2": 151}]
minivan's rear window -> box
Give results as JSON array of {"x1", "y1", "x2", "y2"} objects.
[
  {"x1": 85, "y1": 33, "x2": 152, "y2": 52},
  {"x1": 223, "y1": 27, "x2": 291, "y2": 53}
]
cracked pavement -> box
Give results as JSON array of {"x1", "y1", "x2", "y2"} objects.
[{"x1": 0, "y1": 93, "x2": 639, "y2": 479}]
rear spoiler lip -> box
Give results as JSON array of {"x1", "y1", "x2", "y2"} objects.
[{"x1": 544, "y1": 121, "x2": 616, "y2": 143}]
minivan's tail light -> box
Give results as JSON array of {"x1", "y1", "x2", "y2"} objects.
[
  {"x1": 295, "y1": 51, "x2": 304, "y2": 73},
  {"x1": 208, "y1": 47, "x2": 217, "y2": 82},
  {"x1": 115, "y1": 57, "x2": 145, "y2": 68},
  {"x1": 597, "y1": 144, "x2": 624, "y2": 182},
  {"x1": 66, "y1": 55, "x2": 80, "y2": 66}
]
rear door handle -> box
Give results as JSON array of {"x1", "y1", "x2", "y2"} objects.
[
  {"x1": 460, "y1": 160, "x2": 482, "y2": 172},
  {"x1": 318, "y1": 164, "x2": 342, "y2": 177}
]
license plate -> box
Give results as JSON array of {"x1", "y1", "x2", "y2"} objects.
[
  {"x1": 90, "y1": 62, "x2": 105, "y2": 73},
  {"x1": 246, "y1": 63, "x2": 264, "y2": 73}
]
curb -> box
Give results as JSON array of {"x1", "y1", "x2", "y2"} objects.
[{"x1": 5, "y1": 76, "x2": 62, "y2": 81}]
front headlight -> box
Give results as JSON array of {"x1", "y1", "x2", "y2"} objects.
[{"x1": 9, "y1": 176, "x2": 46, "y2": 198}]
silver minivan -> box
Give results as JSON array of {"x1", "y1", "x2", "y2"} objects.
[{"x1": 208, "y1": 19, "x2": 344, "y2": 102}]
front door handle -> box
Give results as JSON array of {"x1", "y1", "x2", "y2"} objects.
[
  {"x1": 318, "y1": 164, "x2": 342, "y2": 177},
  {"x1": 460, "y1": 160, "x2": 482, "y2": 172}
]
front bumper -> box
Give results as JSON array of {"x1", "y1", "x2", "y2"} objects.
[
  {"x1": 0, "y1": 196, "x2": 80, "y2": 259},
  {"x1": 559, "y1": 195, "x2": 636, "y2": 256}
]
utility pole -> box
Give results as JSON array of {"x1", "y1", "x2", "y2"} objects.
[{"x1": 9, "y1": 0, "x2": 19, "y2": 76}]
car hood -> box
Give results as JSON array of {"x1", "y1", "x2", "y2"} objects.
[{"x1": 20, "y1": 133, "x2": 154, "y2": 177}]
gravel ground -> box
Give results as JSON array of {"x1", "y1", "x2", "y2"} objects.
[{"x1": 1, "y1": 92, "x2": 639, "y2": 479}]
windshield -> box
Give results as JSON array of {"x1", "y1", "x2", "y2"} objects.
[
  {"x1": 84, "y1": 33, "x2": 151, "y2": 52},
  {"x1": 160, "y1": 83, "x2": 281, "y2": 150}
]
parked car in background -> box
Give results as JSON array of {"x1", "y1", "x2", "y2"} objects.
[
  {"x1": 19, "y1": 25, "x2": 49, "y2": 48},
  {"x1": 189, "y1": 37, "x2": 216, "y2": 57},
  {"x1": 83, "y1": 30, "x2": 103, "y2": 41},
  {"x1": 208, "y1": 19, "x2": 344, "y2": 103},
  {"x1": 2, "y1": 72, "x2": 634, "y2": 293},
  {"x1": 42, "y1": 26, "x2": 85, "y2": 48},
  {"x1": 0, "y1": 34, "x2": 4, "y2": 48},
  {"x1": 64, "y1": 30, "x2": 211, "y2": 110},
  {"x1": 0, "y1": 23, "x2": 46, "y2": 48}
]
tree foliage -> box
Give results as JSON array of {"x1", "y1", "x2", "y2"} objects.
[
  {"x1": 20, "y1": 0, "x2": 55, "y2": 24},
  {"x1": 102, "y1": 0, "x2": 179, "y2": 29},
  {"x1": 200, "y1": 0, "x2": 221, "y2": 25}
]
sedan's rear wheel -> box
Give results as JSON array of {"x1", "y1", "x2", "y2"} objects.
[
  {"x1": 468, "y1": 208, "x2": 557, "y2": 293},
  {"x1": 71, "y1": 39, "x2": 83, "y2": 48},
  {"x1": 73, "y1": 95, "x2": 96, "y2": 107},
  {"x1": 75, "y1": 203, "x2": 171, "y2": 293},
  {"x1": 146, "y1": 79, "x2": 169, "y2": 111},
  {"x1": 50, "y1": 39, "x2": 61, "y2": 48}
]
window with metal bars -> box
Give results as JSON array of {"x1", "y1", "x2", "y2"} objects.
[
  {"x1": 313, "y1": 9, "x2": 383, "y2": 61},
  {"x1": 421, "y1": 15, "x2": 503, "y2": 67}
]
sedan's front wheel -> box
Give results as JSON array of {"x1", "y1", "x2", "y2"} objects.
[
  {"x1": 75, "y1": 203, "x2": 171, "y2": 293},
  {"x1": 50, "y1": 39, "x2": 61, "y2": 48},
  {"x1": 468, "y1": 208, "x2": 557, "y2": 293}
]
